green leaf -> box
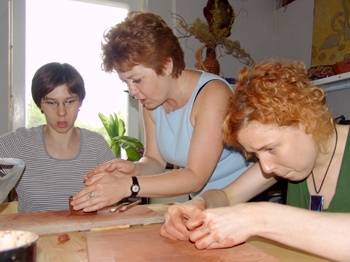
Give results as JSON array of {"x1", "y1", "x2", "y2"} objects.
[
  {"x1": 99, "y1": 112, "x2": 144, "y2": 161},
  {"x1": 112, "y1": 136, "x2": 144, "y2": 161},
  {"x1": 98, "y1": 112, "x2": 114, "y2": 140},
  {"x1": 110, "y1": 139, "x2": 122, "y2": 158}
]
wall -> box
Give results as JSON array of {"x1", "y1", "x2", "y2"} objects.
[
  {"x1": 327, "y1": 88, "x2": 350, "y2": 119},
  {"x1": 148, "y1": 0, "x2": 314, "y2": 77}
]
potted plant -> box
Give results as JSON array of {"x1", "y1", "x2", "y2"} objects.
[{"x1": 98, "y1": 112, "x2": 144, "y2": 161}]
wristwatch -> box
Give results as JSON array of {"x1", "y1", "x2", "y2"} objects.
[{"x1": 130, "y1": 176, "x2": 140, "y2": 197}]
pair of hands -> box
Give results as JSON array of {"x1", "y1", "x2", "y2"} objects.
[
  {"x1": 70, "y1": 159, "x2": 135, "y2": 212},
  {"x1": 160, "y1": 201, "x2": 254, "y2": 249}
]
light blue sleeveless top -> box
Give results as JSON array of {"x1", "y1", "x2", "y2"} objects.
[{"x1": 154, "y1": 71, "x2": 253, "y2": 197}]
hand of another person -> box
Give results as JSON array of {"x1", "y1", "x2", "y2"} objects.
[
  {"x1": 71, "y1": 173, "x2": 130, "y2": 212},
  {"x1": 186, "y1": 203, "x2": 254, "y2": 250},
  {"x1": 160, "y1": 199, "x2": 206, "y2": 241},
  {"x1": 84, "y1": 158, "x2": 136, "y2": 181}
]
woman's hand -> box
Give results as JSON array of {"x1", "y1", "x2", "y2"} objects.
[
  {"x1": 71, "y1": 174, "x2": 131, "y2": 212},
  {"x1": 187, "y1": 203, "x2": 255, "y2": 250},
  {"x1": 160, "y1": 199, "x2": 206, "y2": 241},
  {"x1": 84, "y1": 158, "x2": 136, "y2": 181}
]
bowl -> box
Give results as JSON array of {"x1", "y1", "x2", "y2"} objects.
[{"x1": 0, "y1": 230, "x2": 38, "y2": 262}]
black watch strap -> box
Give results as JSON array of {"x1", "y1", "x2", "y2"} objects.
[{"x1": 130, "y1": 176, "x2": 140, "y2": 197}]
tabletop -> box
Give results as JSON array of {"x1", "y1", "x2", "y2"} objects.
[
  {"x1": 1, "y1": 203, "x2": 329, "y2": 261},
  {"x1": 37, "y1": 204, "x2": 327, "y2": 262}
]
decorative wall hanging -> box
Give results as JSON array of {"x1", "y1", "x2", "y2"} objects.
[
  {"x1": 311, "y1": 0, "x2": 350, "y2": 67},
  {"x1": 174, "y1": 0, "x2": 254, "y2": 75}
]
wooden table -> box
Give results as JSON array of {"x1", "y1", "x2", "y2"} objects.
[{"x1": 1, "y1": 204, "x2": 329, "y2": 261}]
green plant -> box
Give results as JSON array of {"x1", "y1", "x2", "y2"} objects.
[{"x1": 98, "y1": 112, "x2": 144, "y2": 161}]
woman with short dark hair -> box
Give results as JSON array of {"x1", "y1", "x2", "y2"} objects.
[{"x1": 0, "y1": 62, "x2": 115, "y2": 212}]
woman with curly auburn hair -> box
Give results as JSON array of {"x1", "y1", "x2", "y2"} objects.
[
  {"x1": 71, "y1": 11, "x2": 253, "y2": 212},
  {"x1": 161, "y1": 60, "x2": 350, "y2": 261},
  {"x1": 223, "y1": 60, "x2": 334, "y2": 154}
]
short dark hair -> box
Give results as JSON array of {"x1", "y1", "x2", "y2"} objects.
[{"x1": 31, "y1": 62, "x2": 86, "y2": 108}]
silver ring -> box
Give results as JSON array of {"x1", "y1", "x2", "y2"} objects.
[{"x1": 89, "y1": 192, "x2": 95, "y2": 199}]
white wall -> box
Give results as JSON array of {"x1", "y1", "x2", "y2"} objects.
[
  {"x1": 147, "y1": 0, "x2": 314, "y2": 77},
  {"x1": 275, "y1": 0, "x2": 314, "y2": 66},
  {"x1": 326, "y1": 88, "x2": 350, "y2": 119}
]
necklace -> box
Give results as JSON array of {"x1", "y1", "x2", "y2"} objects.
[{"x1": 309, "y1": 126, "x2": 338, "y2": 211}]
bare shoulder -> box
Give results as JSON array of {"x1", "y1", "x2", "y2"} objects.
[
  {"x1": 185, "y1": 70, "x2": 232, "y2": 97},
  {"x1": 202, "y1": 79, "x2": 233, "y2": 95},
  {"x1": 191, "y1": 79, "x2": 233, "y2": 124},
  {"x1": 195, "y1": 78, "x2": 233, "y2": 107}
]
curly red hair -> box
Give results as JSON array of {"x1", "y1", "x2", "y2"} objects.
[{"x1": 223, "y1": 60, "x2": 334, "y2": 156}]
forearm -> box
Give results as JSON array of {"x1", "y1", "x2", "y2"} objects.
[
  {"x1": 187, "y1": 164, "x2": 277, "y2": 210},
  {"x1": 136, "y1": 168, "x2": 210, "y2": 198},
  {"x1": 214, "y1": 163, "x2": 279, "y2": 206},
  {"x1": 195, "y1": 189, "x2": 230, "y2": 209},
  {"x1": 133, "y1": 156, "x2": 166, "y2": 176},
  {"x1": 252, "y1": 202, "x2": 350, "y2": 261}
]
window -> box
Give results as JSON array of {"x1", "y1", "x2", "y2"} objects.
[{"x1": 25, "y1": 0, "x2": 129, "y2": 130}]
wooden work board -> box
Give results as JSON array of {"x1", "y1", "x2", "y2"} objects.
[
  {"x1": 0, "y1": 205, "x2": 164, "y2": 234},
  {"x1": 86, "y1": 225, "x2": 280, "y2": 262}
]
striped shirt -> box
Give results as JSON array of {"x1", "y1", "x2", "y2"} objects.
[{"x1": 0, "y1": 125, "x2": 116, "y2": 212}]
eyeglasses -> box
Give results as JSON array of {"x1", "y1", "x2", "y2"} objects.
[{"x1": 41, "y1": 99, "x2": 79, "y2": 110}]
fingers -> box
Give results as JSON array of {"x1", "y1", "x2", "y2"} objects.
[
  {"x1": 188, "y1": 220, "x2": 209, "y2": 243},
  {"x1": 85, "y1": 161, "x2": 112, "y2": 180},
  {"x1": 84, "y1": 173, "x2": 105, "y2": 186},
  {"x1": 85, "y1": 159, "x2": 134, "y2": 181},
  {"x1": 191, "y1": 231, "x2": 239, "y2": 250},
  {"x1": 72, "y1": 174, "x2": 128, "y2": 212},
  {"x1": 105, "y1": 159, "x2": 135, "y2": 174},
  {"x1": 70, "y1": 188, "x2": 99, "y2": 211},
  {"x1": 71, "y1": 178, "x2": 108, "y2": 211},
  {"x1": 186, "y1": 212, "x2": 205, "y2": 230},
  {"x1": 159, "y1": 225, "x2": 186, "y2": 241},
  {"x1": 160, "y1": 212, "x2": 190, "y2": 241},
  {"x1": 72, "y1": 189, "x2": 111, "y2": 212}
]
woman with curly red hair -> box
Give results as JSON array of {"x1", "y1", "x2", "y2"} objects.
[{"x1": 161, "y1": 60, "x2": 350, "y2": 261}]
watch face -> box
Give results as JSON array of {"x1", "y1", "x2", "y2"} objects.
[{"x1": 132, "y1": 185, "x2": 140, "y2": 192}]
